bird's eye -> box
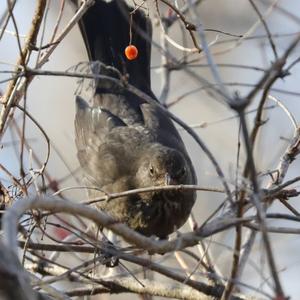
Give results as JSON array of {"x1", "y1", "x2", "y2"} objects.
[
  {"x1": 149, "y1": 165, "x2": 154, "y2": 176},
  {"x1": 178, "y1": 167, "x2": 186, "y2": 177}
]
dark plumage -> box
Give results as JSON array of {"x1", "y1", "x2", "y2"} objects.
[{"x1": 75, "y1": 0, "x2": 196, "y2": 238}]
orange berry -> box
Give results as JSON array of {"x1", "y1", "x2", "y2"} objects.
[{"x1": 125, "y1": 45, "x2": 138, "y2": 60}]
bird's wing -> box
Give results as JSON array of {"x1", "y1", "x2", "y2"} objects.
[
  {"x1": 75, "y1": 95, "x2": 147, "y2": 187},
  {"x1": 92, "y1": 92, "x2": 145, "y2": 127},
  {"x1": 140, "y1": 103, "x2": 185, "y2": 148},
  {"x1": 75, "y1": 95, "x2": 126, "y2": 185},
  {"x1": 75, "y1": 95, "x2": 126, "y2": 146}
]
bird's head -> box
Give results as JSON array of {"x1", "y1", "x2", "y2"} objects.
[{"x1": 135, "y1": 144, "x2": 190, "y2": 188}]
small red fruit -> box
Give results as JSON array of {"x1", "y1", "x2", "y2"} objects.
[{"x1": 125, "y1": 45, "x2": 138, "y2": 60}]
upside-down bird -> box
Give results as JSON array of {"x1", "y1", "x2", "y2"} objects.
[{"x1": 74, "y1": 0, "x2": 197, "y2": 238}]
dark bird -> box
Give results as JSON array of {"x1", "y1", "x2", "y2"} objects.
[{"x1": 75, "y1": 0, "x2": 197, "y2": 238}]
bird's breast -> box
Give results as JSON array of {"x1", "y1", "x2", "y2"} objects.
[{"x1": 127, "y1": 190, "x2": 195, "y2": 238}]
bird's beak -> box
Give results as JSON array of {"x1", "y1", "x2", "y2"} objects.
[{"x1": 165, "y1": 173, "x2": 175, "y2": 185}]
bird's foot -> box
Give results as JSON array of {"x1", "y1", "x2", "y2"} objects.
[
  {"x1": 98, "y1": 240, "x2": 119, "y2": 268},
  {"x1": 147, "y1": 235, "x2": 169, "y2": 255}
]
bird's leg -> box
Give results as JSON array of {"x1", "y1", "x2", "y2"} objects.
[
  {"x1": 98, "y1": 230, "x2": 120, "y2": 268},
  {"x1": 98, "y1": 239, "x2": 119, "y2": 268}
]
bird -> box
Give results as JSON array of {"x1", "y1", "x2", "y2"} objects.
[{"x1": 74, "y1": 0, "x2": 197, "y2": 239}]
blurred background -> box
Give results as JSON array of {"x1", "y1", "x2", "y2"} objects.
[{"x1": 0, "y1": 0, "x2": 300, "y2": 299}]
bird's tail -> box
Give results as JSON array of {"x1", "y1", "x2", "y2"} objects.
[{"x1": 78, "y1": 0, "x2": 153, "y2": 95}]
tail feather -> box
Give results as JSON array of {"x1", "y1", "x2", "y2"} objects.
[{"x1": 78, "y1": 0, "x2": 152, "y2": 95}]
